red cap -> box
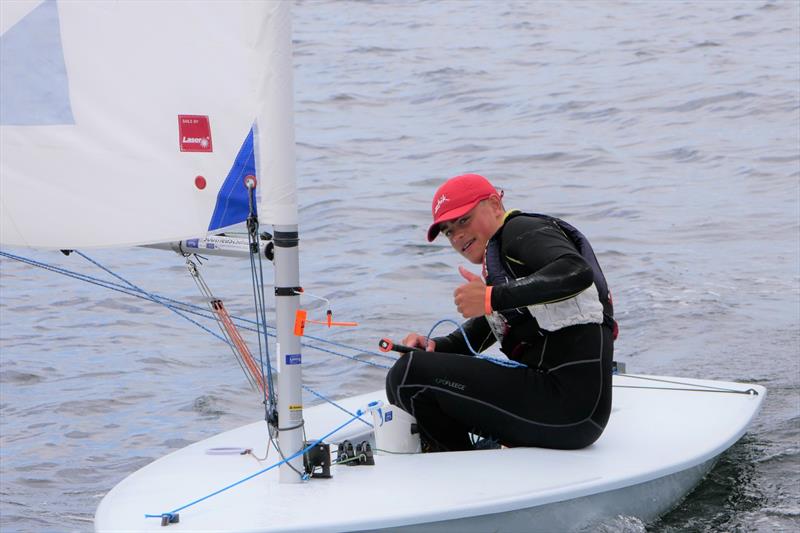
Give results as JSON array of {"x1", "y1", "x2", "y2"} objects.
[{"x1": 427, "y1": 174, "x2": 499, "y2": 242}]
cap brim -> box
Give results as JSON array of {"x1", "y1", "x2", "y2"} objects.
[{"x1": 426, "y1": 223, "x2": 441, "y2": 242}]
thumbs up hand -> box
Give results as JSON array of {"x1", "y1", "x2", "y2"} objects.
[
  {"x1": 458, "y1": 265, "x2": 480, "y2": 283},
  {"x1": 454, "y1": 266, "x2": 487, "y2": 318}
]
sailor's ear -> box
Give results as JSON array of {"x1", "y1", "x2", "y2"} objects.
[{"x1": 488, "y1": 194, "x2": 505, "y2": 214}]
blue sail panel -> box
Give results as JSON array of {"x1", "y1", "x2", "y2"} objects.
[
  {"x1": 208, "y1": 128, "x2": 256, "y2": 231},
  {"x1": 0, "y1": 0, "x2": 74, "y2": 125}
]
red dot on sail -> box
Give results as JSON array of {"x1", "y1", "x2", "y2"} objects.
[{"x1": 195, "y1": 176, "x2": 207, "y2": 190}]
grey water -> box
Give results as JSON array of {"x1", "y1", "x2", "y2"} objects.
[{"x1": 1, "y1": 0, "x2": 798, "y2": 531}]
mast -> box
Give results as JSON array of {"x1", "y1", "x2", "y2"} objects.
[
  {"x1": 258, "y1": 2, "x2": 304, "y2": 483},
  {"x1": 273, "y1": 228, "x2": 303, "y2": 482}
]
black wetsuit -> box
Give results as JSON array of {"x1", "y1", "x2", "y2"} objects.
[{"x1": 385, "y1": 212, "x2": 614, "y2": 451}]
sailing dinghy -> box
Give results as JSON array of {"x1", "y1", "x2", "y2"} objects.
[
  {"x1": 94, "y1": 375, "x2": 763, "y2": 532},
  {"x1": 0, "y1": 2, "x2": 765, "y2": 531}
]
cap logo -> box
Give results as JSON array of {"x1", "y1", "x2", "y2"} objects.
[{"x1": 434, "y1": 194, "x2": 449, "y2": 215}]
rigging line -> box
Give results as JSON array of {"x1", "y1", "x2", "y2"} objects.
[
  {"x1": 1, "y1": 250, "x2": 261, "y2": 346},
  {"x1": 302, "y1": 386, "x2": 374, "y2": 428},
  {"x1": 267, "y1": 419, "x2": 307, "y2": 479},
  {"x1": 1, "y1": 252, "x2": 390, "y2": 370},
  {"x1": 301, "y1": 343, "x2": 392, "y2": 370},
  {"x1": 5, "y1": 251, "x2": 268, "y2": 387},
  {"x1": 302, "y1": 337, "x2": 395, "y2": 362},
  {"x1": 245, "y1": 186, "x2": 276, "y2": 413},
  {"x1": 255, "y1": 246, "x2": 276, "y2": 407},
  {"x1": 70, "y1": 251, "x2": 233, "y2": 346},
  {"x1": 186, "y1": 261, "x2": 254, "y2": 389},
  {"x1": 66, "y1": 252, "x2": 220, "y2": 335},
  {"x1": 216, "y1": 301, "x2": 267, "y2": 392},
  {"x1": 144, "y1": 411, "x2": 365, "y2": 521},
  {"x1": 187, "y1": 259, "x2": 265, "y2": 393},
  {"x1": 75, "y1": 251, "x2": 142, "y2": 291},
  {"x1": 613, "y1": 385, "x2": 758, "y2": 395},
  {"x1": 247, "y1": 225, "x2": 274, "y2": 414},
  {"x1": 0, "y1": 253, "x2": 234, "y2": 345},
  {"x1": 619, "y1": 374, "x2": 758, "y2": 394},
  {"x1": 0, "y1": 250, "x2": 394, "y2": 360},
  {"x1": 1, "y1": 251, "x2": 395, "y2": 370},
  {"x1": 0, "y1": 251, "x2": 150, "y2": 297}
]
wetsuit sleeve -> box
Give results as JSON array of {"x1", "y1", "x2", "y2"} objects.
[
  {"x1": 432, "y1": 316, "x2": 496, "y2": 355},
  {"x1": 490, "y1": 217, "x2": 594, "y2": 311}
]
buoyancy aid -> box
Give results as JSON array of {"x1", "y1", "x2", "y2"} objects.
[{"x1": 483, "y1": 212, "x2": 617, "y2": 349}]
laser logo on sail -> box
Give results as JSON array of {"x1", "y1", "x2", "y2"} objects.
[
  {"x1": 178, "y1": 115, "x2": 213, "y2": 152},
  {"x1": 182, "y1": 136, "x2": 210, "y2": 148}
]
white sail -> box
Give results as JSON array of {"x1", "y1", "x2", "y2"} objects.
[
  {"x1": 0, "y1": 0, "x2": 296, "y2": 249},
  {"x1": 2, "y1": 0, "x2": 305, "y2": 484}
]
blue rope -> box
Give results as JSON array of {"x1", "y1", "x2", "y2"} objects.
[
  {"x1": 73, "y1": 251, "x2": 233, "y2": 346},
  {"x1": 426, "y1": 318, "x2": 527, "y2": 368},
  {"x1": 303, "y1": 386, "x2": 373, "y2": 428},
  {"x1": 1, "y1": 250, "x2": 234, "y2": 346},
  {"x1": 426, "y1": 318, "x2": 480, "y2": 355},
  {"x1": 301, "y1": 334, "x2": 395, "y2": 362},
  {"x1": 0, "y1": 250, "x2": 394, "y2": 362},
  {"x1": 0, "y1": 251, "x2": 154, "y2": 300},
  {"x1": 301, "y1": 341, "x2": 391, "y2": 370},
  {"x1": 144, "y1": 409, "x2": 366, "y2": 520},
  {"x1": 477, "y1": 354, "x2": 528, "y2": 368},
  {"x1": 75, "y1": 251, "x2": 143, "y2": 291}
]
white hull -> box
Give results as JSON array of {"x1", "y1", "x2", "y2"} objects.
[
  {"x1": 95, "y1": 374, "x2": 764, "y2": 532},
  {"x1": 382, "y1": 457, "x2": 716, "y2": 532}
]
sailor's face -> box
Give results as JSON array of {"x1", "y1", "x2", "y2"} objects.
[{"x1": 440, "y1": 197, "x2": 503, "y2": 264}]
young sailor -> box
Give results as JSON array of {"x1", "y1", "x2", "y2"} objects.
[{"x1": 386, "y1": 174, "x2": 616, "y2": 451}]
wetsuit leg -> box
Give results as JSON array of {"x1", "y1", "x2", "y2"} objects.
[
  {"x1": 386, "y1": 351, "x2": 515, "y2": 451},
  {"x1": 385, "y1": 323, "x2": 613, "y2": 451},
  {"x1": 511, "y1": 323, "x2": 613, "y2": 449}
]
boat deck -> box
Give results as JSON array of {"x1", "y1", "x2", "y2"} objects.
[{"x1": 95, "y1": 374, "x2": 765, "y2": 532}]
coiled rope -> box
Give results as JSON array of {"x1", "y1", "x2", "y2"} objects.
[{"x1": 426, "y1": 318, "x2": 528, "y2": 368}]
